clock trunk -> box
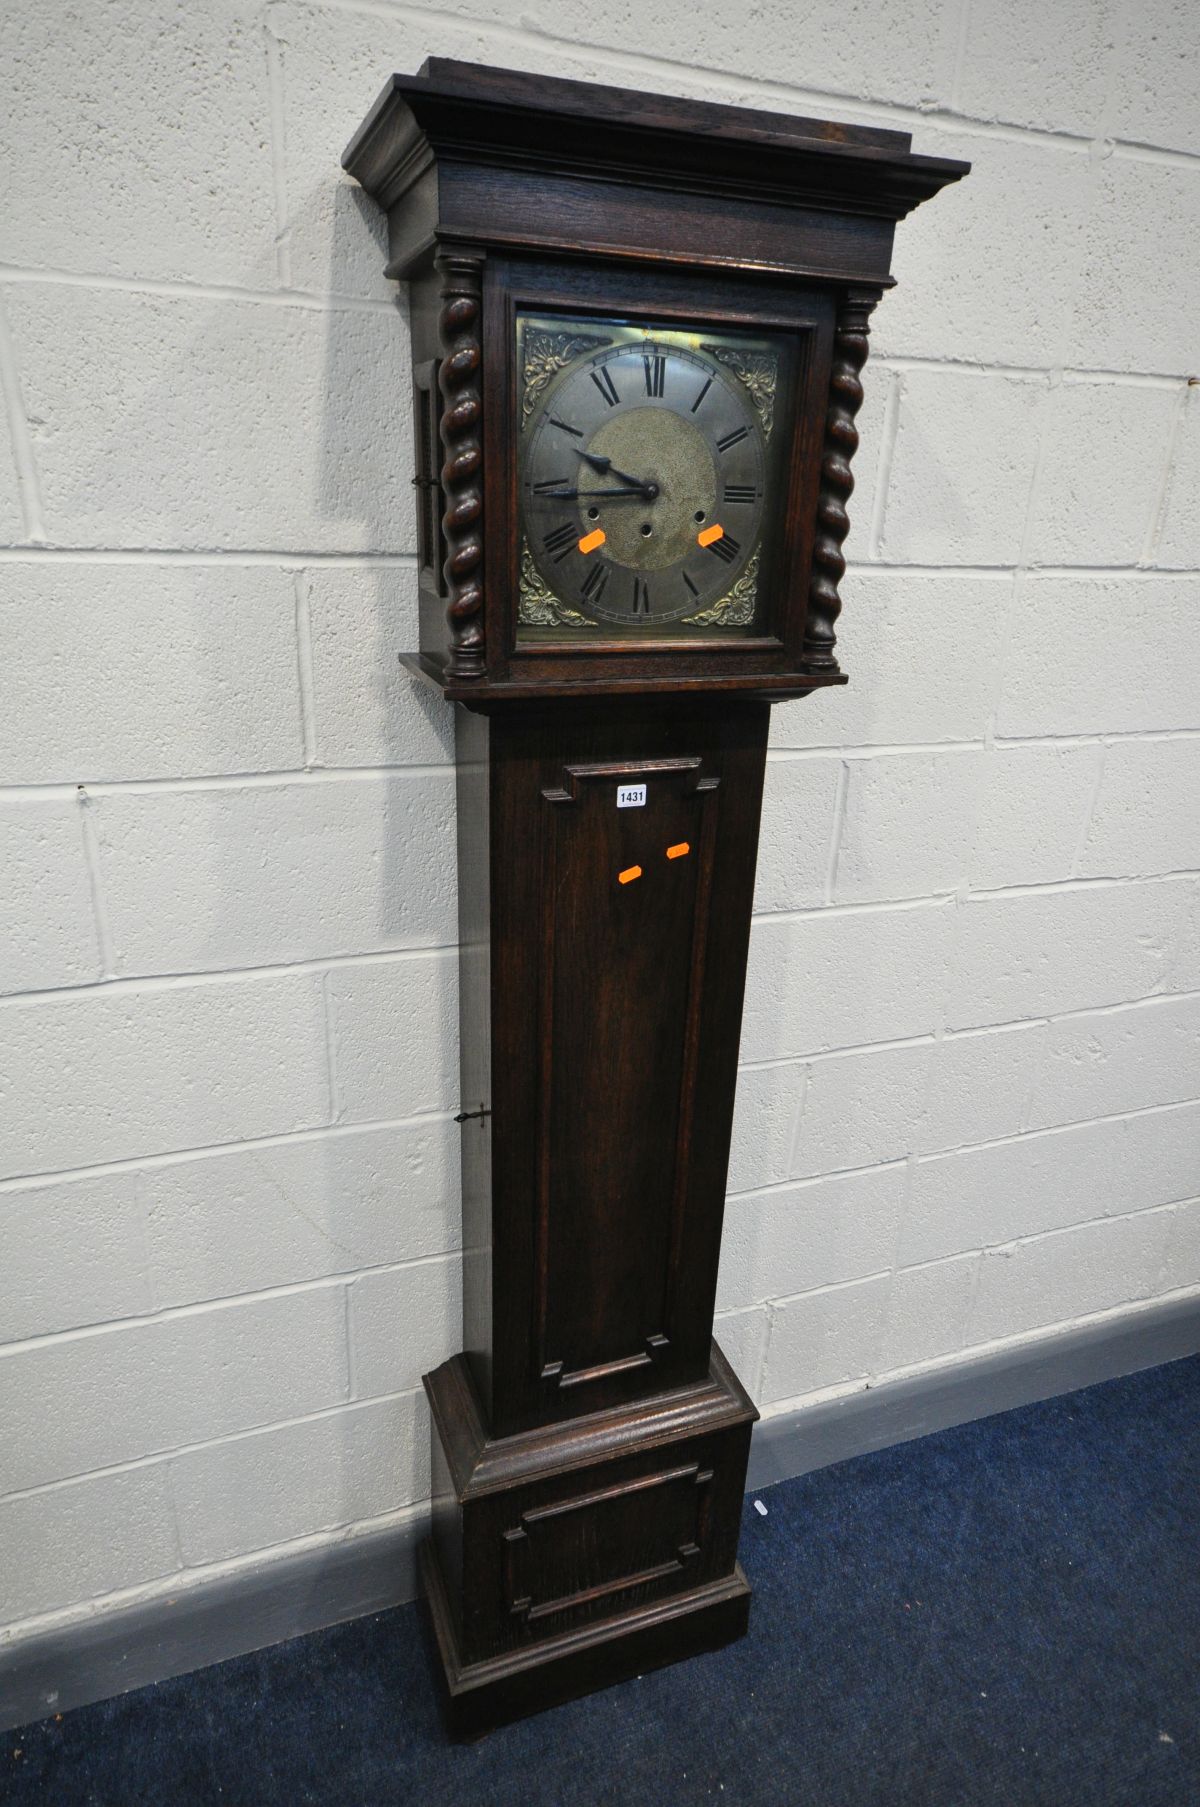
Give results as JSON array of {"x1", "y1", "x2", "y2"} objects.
[{"x1": 452, "y1": 700, "x2": 769, "y2": 1439}]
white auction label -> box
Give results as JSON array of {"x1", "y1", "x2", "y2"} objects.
[{"x1": 616, "y1": 784, "x2": 647, "y2": 809}]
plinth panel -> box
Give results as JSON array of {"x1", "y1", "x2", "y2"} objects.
[
  {"x1": 422, "y1": 1540, "x2": 751, "y2": 1741},
  {"x1": 503, "y1": 1454, "x2": 713, "y2": 1627},
  {"x1": 423, "y1": 1342, "x2": 757, "y2": 1733},
  {"x1": 421, "y1": 1539, "x2": 751, "y2": 1734}
]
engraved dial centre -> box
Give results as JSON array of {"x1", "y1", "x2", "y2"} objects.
[{"x1": 586, "y1": 408, "x2": 716, "y2": 571}]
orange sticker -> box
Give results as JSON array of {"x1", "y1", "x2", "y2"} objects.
[
  {"x1": 697, "y1": 523, "x2": 724, "y2": 548},
  {"x1": 578, "y1": 528, "x2": 606, "y2": 555},
  {"x1": 666, "y1": 842, "x2": 690, "y2": 860},
  {"x1": 618, "y1": 865, "x2": 642, "y2": 885}
]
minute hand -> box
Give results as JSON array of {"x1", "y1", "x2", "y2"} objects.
[{"x1": 538, "y1": 485, "x2": 655, "y2": 500}]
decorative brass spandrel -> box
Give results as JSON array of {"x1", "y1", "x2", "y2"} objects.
[
  {"x1": 680, "y1": 549, "x2": 760, "y2": 628},
  {"x1": 518, "y1": 540, "x2": 598, "y2": 627},
  {"x1": 521, "y1": 328, "x2": 614, "y2": 428},
  {"x1": 700, "y1": 345, "x2": 778, "y2": 441}
]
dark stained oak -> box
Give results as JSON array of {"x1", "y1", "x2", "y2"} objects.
[
  {"x1": 344, "y1": 58, "x2": 966, "y2": 258},
  {"x1": 423, "y1": 1342, "x2": 757, "y2": 1735},
  {"x1": 435, "y1": 253, "x2": 486, "y2": 680},
  {"x1": 458, "y1": 701, "x2": 769, "y2": 1437},
  {"x1": 344, "y1": 58, "x2": 968, "y2": 1737},
  {"x1": 421, "y1": 1540, "x2": 752, "y2": 1741},
  {"x1": 805, "y1": 287, "x2": 879, "y2": 667}
]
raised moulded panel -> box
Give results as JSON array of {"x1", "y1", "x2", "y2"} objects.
[
  {"x1": 535, "y1": 756, "x2": 721, "y2": 1396},
  {"x1": 504, "y1": 1459, "x2": 713, "y2": 1625}
]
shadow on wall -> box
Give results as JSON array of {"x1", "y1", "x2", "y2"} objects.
[
  {"x1": 231, "y1": 172, "x2": 463, "y2": 1537},
  {"x1": 94, "y1": 173, "x2": 463, "y2": 1549}
]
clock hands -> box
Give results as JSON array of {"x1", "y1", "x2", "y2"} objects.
[
  {"x1": 575, "y1": 449, "x2": 659, "y2": 498},
  {"x1": 538, "y1": 485, "x2": 656, "y2": 501}
]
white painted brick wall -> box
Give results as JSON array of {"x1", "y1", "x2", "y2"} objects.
[
  {"x1": 0, "y1": 1467, "x2": 180, "y2": 1626},
  {"x1": 878, "y1": 133, "x2": 1095, "y2": 369},
  {"x1": 1158, "y1": 390, "x2": 1200, "y2": 568},
  {"x1": 762, "y1": 1275, "x2": 890, "y2": 1402},
  {"x1": 1077, "y1": 740, "x2": 1200, "y2": 879},
  {"x1": 796, "y1": 1043, "x2": 934, "y2": 1177},
  {"x1": 997, "y1": 578, "x2": 1200, "y2": 737},
  {"x1": 968, "y1": 744, "x2": 1101, "y2": 890},
  {"x1": 1165, "y1": 1199, "x2": 1200, "y2": 1291},
  {"x1": 882, "y1": 1254, "x2": 977, "y2": 1373},
  {"x1": 169, "y1": 1394, "x2": 430, "y2": 1567},
  {"x1": 1024, "y1": 382, "x2": 1178, "y2": 566},
  {"x1": 139, "y1": 1120, "x2": 461, "y2": 1310},
  {"x1": 953, "y1": 0, "x2": 1111, "y2": 137},
  {"x1": 880, "y1": 370, "x2": 1044, "y2": 564},
  {"x1": 0, "y1": 1288, "x2": 349, "y2": 1493},
  {"x1": 348, "y1": 1256, "x2": 462, "y2": 1399},
  {"x1": 1080, "y1": 160, "x2": 1197, "y2": 374},
  {"x1": 0, "y1": 0, "x2": 278, "y2": 287},
  {"x1": 769, "y1": 571, "x2": 1012, "y2": 749},
  {"x1": 0, "y1": 974, "x2": 330, "y2": 1177},
  {"x1": 725, "y1": 1062, "x2": 806, "y2": 1196},
  {"x1": 94, "y1": 773, "x2": 457, "y2": 974},
  {"x1": 325, "y1": 952, "x2": 459, "y2": 1122},
  {"x1": 0, "y1": 564, "x2": 305, "y2": 784},
  {"x1": 917, "y1": 1022, "x2": 1044, "y2": 1152},
  {"x1": 834, "y1": 751, "x2": 984, "y2": 902},
  {"x1": 971, "y1": 1211, "x2": 1175, "y2": 1343},
  {"x1": 1030, "y1": 997, "x2": 1200, "y2": 1130},
  {"x1": 0, "y1": 428, "x2": 23, "y2": 540},
  {"x1": 744, "y1": 902, "x2": 950, "y2": 1059},
  {"x1": 4, "y1": 287, "x2": 415, "y2": 552},
  {"x1": 304, "y1": 568, "x2": 454, "y2": 768},
  {"x1": 1, "y1": 799, "x2": 100, "y2": 994},
  {"x1": 717, "y1": 1166, "x2": 906, "y2": 1310},
  {"x1": 944, "y1": 877, "x2": 1200, "y2": 1028},
  {"x1": 2, "y1": 1173, "x2": 154, "y2": 1344},
  {"x1": 1, "y1": 0, "x2": 1197, "y2": 1654}
]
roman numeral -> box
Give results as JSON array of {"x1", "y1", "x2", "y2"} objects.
[
  {"x1": 706, "y1": 532, "x2": 741, "y2": 565},
  {"x1": 691, "y1": 377, "x2": 713, "y2": 413},
  {"x1": 717, "y1": 426, "x2": 749, "y2": 453},
  {"x1": 631, "y1": 576, "x2": 650, "y2": 615},
  {"x1": 643, "y1": 354, "x2": 666, "y2": 398},
  {"x1": 590, "y1": 365, "x2": 620, "y2": 407},
  {"x1": 543, "y1": 523, "x2": 576, "y2": 563},
  {"x1": 724, "y1": 484, "x2": 757, "y2": 504},
  {"x1": 549, "y1": 416, "x2": 582, "y2": 438},
  {"x1": 533, "y1": 476, "x2": 569, "y2": 494},
  {"x1": 581, "y1": 564, "x2": 609, "y2": 605},
  {"x1": 682, "y1": 571, "x2": 699, "y2": 598}
]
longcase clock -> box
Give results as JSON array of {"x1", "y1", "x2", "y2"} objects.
[{"x1": 344, "y1": 60, "x2": 967, "y2": 1737}]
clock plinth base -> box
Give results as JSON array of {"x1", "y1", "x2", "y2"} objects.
[
  {"x1": 420, "y1": 1541, "x2": 751, "y2": 1741},
  {"x1": 422, "y1": 1341, "x2": 758, "y2": 1738}
]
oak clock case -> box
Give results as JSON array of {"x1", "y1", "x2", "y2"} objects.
[{"x1": 343, "y1": 56, "x2": 968, "y2": 1738}]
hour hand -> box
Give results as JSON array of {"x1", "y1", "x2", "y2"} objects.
[{"x1": 576, "y1": 450, "x2": 657, "y2": 495}]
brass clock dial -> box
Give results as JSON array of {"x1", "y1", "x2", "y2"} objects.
[{"x1": 517, "y1": 316, "x2": 779, "y2": 637}]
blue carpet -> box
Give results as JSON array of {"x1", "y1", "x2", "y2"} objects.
[{"x1": 4, "y1": 1356, "x2": 1198, "y2": 1806}]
